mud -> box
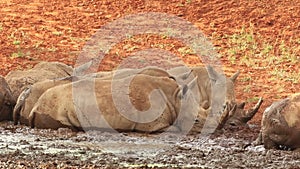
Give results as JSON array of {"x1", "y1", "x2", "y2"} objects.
[
  {"x1": 0, "y1": 121, "x2": 299, "y2": 168},
  {"x1": 0, "y1": 0, "x2": 299, "y2": 168}
]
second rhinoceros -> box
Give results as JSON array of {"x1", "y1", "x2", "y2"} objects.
[
  {"x1": 253, "y1": 93, "x2": 300, "y2": 150},
  {"x1": 5, "y1": 61, "x2": 73, "y2": 102}
]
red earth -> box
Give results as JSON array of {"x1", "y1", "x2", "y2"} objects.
[{"x1": 0, "y1": 0, "x2": 299, "y2": 124}]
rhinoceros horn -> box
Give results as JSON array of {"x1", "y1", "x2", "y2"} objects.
[
  {"x1": 242, "y1": 97, "x2": 263, "y2": 123},
  {"x1": 230, "y1": 70, "x2": 240, "y2": 82}
]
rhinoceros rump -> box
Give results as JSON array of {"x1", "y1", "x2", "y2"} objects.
[
  {"x1": 5, "y1": 61, "x2": 73, "y2": 102},
  {"x1": 28, "y1": 74, "x2": 200, "y2": 133},
  {"x1": 13, "y1": 76, "x2": 75, "y2": 125},
  {"x1": 254, "y1": 93, "x2": 300, "y2": 150}
]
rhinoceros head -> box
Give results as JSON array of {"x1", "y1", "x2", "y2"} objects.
[
  {"x1": 206, "y1": 66, "x2": 265, "y2": 128},
  {"x1": 226, "y1": 97, "x2": 264, "y2": 127}
]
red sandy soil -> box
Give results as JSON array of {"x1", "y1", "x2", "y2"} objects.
[{"x1": 0, "y1": 0, "x2": 299, "y2": 124}]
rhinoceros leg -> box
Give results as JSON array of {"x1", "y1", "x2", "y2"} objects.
[{"x1": 263, "y1": 134, "x2": 279, "y2": 149}]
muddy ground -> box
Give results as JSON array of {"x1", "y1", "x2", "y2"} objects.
[
  {"x1": 1, "y1": 122, "x2": 300, "y2": 168},
  {"x1": 0, "y1": 0, "x2": 299, "y2": 168}
]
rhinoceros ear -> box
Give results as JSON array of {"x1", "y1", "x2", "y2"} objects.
[
  {"x1": 238, "y1": 102, "x2": 246, "y2": 109},
  {"x1": 176, "y1": 70, "x2": 193, "y2": 80},
  {"x1": 206, "y1": 65, "x2": 219, "y2": 82},
  {"x1": 230, "y1": 70, "x2": 240, "y2": 82},
  {"x1": 182, "y1": 85, "x2": 188, "y2": 97}
]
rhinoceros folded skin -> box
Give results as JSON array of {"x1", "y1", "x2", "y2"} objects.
[
  {"x1": 28, "y1": 74, "x2": 200, "y2": 133},
  {"x1": 254, "y1": 93, "x2": 300, "y2": 150}
]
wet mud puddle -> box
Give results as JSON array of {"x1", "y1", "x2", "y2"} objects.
[{"x1": 1, "y1": 122, "x2": 300, "y2": 168}]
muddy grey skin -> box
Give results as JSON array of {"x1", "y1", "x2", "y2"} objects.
[
  {"x1": 169, "y1": 66, "x2": 240, "y2": 109},
  {"x1": 169, "y1": 66, "x2": 239, "y2": 120},
  {"x1": 253, "y1": 93, "x2": 300, "y2": 150},
  {"x1": 0, "y1": 76, "x2": 15, "y2": 121},
  {"x1": 5, "y1": 61, "x2": 73, "y2": 102}
]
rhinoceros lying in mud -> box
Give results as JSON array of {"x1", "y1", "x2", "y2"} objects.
[
  {"x1": 0, "y1": 76, "x2": 15, "y2": 121},
  {"x1": 14, "y1": 65, "x2": 261, "y2": 133},
  {"x1": 253, "y1": 93, "x2": 300, "y2": 150},
  {"x1": 91, "y1": 65, "x2": 257, "y2": 127},
  {"x1": 13, "y1": 67, "x2": 173, "y2": 126},
  {"x1": 28, "y1": 74, "x2": 202, "y2": 132},
  {"x1": 5, "y1": 61, "x2": 73, "y2": 102}
]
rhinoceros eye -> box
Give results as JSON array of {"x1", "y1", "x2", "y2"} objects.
[
  {"x1": 169, "y1": 76, "x2": 176, "y2": 81},
  {"x1": 229, "y1": 121, "x2": 237, "y2": 126},
  {"x1": 222, "y1": 104, "x2": 227, "y2": 110}
]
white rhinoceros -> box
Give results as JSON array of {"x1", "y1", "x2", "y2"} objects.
[
  {"x1": 13, "y1": 67, "x2": 173, "y2": 126},
  {"x1": 28, "y1": 73, "x2": 201, "y2": 133}
]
